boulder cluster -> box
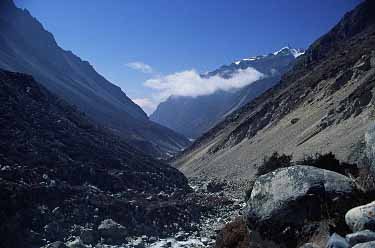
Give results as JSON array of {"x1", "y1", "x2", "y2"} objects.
[{"x1": 243, "y1": 163, "x2": 375, "y2": 248}]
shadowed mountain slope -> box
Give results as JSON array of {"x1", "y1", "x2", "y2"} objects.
[
  {"x1": 0, "y1": 69, "x2": 194, "y2": 247},
  {"x1": 0, "y1": 0, "x2": 190, "y2": 157}
]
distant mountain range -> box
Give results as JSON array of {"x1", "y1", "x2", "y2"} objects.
[
  {"x1": 0, "y1": 0, "x2": 190, "y2": 157},
  {"x1": 150, "y1": 47, "x2": 303, "y2": 139},
  {"x1": 174, "y1": 0, "x2": 375, "y2": 180}
]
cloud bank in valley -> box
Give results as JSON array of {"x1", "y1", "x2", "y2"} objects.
[
  {"x1": 131, "y1": 67, "x2": 264, "y2": 115},
  {"x1": 145, "y1": 67, "x2": 264, "y2": 99}
]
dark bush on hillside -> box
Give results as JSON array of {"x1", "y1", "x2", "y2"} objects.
[
  {"x1": 256, "y1": 152, "x2": 293, "y2": 176},
  {"x1": 301, "y1": 152, "x2": 358, "y2": 177}
]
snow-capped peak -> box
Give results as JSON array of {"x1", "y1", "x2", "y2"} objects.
[
  {"x1": 273, "y1": 46, "x2": 305, "y2": 58},
  {"x1": 234, "y1": 55, "x2": 266, "y2": 65},
  {"x1": 233, "y1": 46, "x2": 304, "y2": 66}
]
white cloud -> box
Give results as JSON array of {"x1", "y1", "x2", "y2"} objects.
[
  {"x1": 126, "y1": 62, "x2": 153, "y2": 74},
  {"x1": 144, "y1": 67, "x2": 264, "y2": 102},
  {"x1": 132, "y1": 97, "x2": 157, "y2": 115}
]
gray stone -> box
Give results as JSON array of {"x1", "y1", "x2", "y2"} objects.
[
  {"x1": 44, "y1": 221, "x2": 63, "y2": 240},
  {"x1": 326, "y1": 233, "x2": 350, "y2": 248},
  {"x1": 346, "y1": 202, "x2": 375, "y2": 232},
  {"x1": 79, "y1": 228, "x2": 96, "y2": 244},
  {"x1": 175, "y1": 232, "x2": 186, "y2": 241},
  {"x1": 44, "y1": 241, "x2": 68, "y2": 248},
  {"x1": 98, "y1": 219, "x2": 127, "y2": 244},
  {"x1": 300, "y1": 243, "x2": 319, "y2": 248},
  {"x1": 246, "y1": 166, "x2": 360, "y2": 239},
  {"x1": 65, "y1": 237, "x2": 87, "y2": 248},
  {"x1": 346, "y1": 230, "x2": 375, "y2": 246},
  {"x1": 353, "y1": 241, "x2": 375, "y2": 248}
]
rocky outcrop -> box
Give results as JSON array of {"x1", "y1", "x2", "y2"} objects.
[
  {"x1": 246, "y1": 166, "x2": 363, "y2": 246},
  {"x1": 0, "y1": 0, "x2": 190, "y2": 157}
]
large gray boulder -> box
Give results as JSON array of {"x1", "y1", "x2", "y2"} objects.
[
  {"x1": 98, "y1": 219, "x2": 127, "y2": 244},
  {"x1": 246, "y1": 166, "x2": 362, "y2": 243},
  {"x1": 346, "y1": 230, "x2": 375, "y2": 246},
  {"x1": 346, "y1": 202, "x2": 375, "y2": 232}
]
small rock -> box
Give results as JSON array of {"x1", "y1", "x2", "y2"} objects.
[
  {"x1": 175, "y1": 232, "x2": 186, "y2": 241},
  {"x1": 149, "y1": 236, "x2": 158, "y2": 242},
  {"x1": 326, "y1": 233, "x2": 350, "y2": 248},
  {"x1": 353, "y1": 241, "x2": 375, "y2": 248},
  {"x1": 44, "y1": 221, "x2": 62, "y2": 240},
  {"x1": 98, "y1": 219, "x2": 127, "y2": 244},
  {"x1": 346, "y1": 201, "x2": 375, "y2": 232},
  {"x1": 300, "y1": 243, "x2": 319, "y2": 248},
  {"x1": 201, "y1": 237, "x2": 210, "y2": 245},
  {"x1": 79, "y1": 228, "x2": 96, "y2": 244},
  {"x1": 291, "y1": 118, "x2": 300, "y2": 124},
  {"x1": 346, "y1": 230, "x2": 375, "y2": 246},
  {"x1": 132, "y1": 237, "x2": 146, "y2": 248},
  {"x1": 44, "y1": 241, "x2": 69, "y2": 248},
  {"x1": 65, "y1": 237, "x2": 87, "y2": 248}
]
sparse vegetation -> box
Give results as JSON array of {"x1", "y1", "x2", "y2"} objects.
[
  {"x1": 301, "y1": 152, "x2": 358, "y2": 177},
  {"x1": 256, "y1": 152, "x2": 293, "y2": 176},
  {"x1": 255, "y1": 152, "x2": 359, "y2": 178}
]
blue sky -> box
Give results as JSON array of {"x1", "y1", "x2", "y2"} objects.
[{"x1": 15, "y1": 0, "x2": 361, "y2": 114}]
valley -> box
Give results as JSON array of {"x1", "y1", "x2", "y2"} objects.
[{"x1": 1, "y1": 0, "x2": 375, "y2": 248}]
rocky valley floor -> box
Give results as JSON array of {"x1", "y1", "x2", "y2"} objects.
[{"x1": 40, "y1": 177, "x2": 247, "y2": 248}]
